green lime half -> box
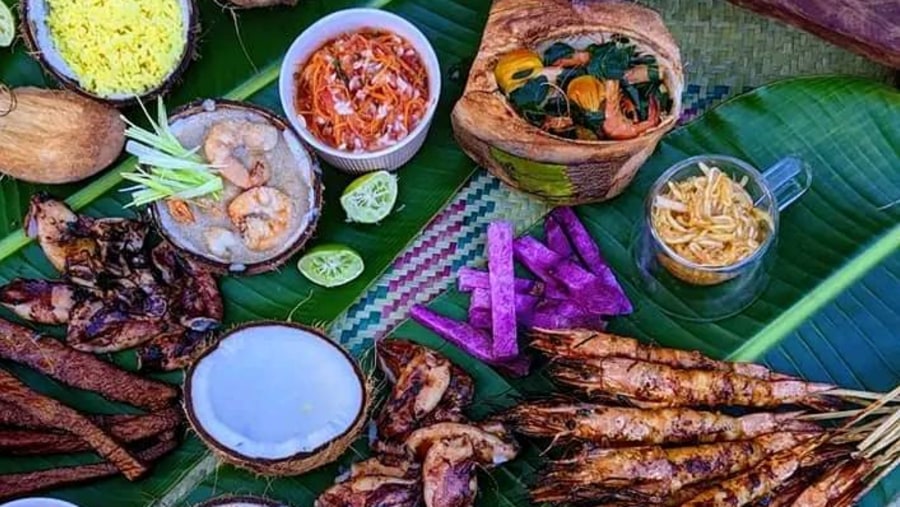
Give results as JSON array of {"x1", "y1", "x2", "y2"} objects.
[
  {"x1": 340, "y1": 170, "x2": 398, "y2": 224},
  {"x1": 298, "y1": 245, "x2": 365, "y2": 288},
  {"x1": 0, "y1": 1, "x2": 14, "y2": 48}
]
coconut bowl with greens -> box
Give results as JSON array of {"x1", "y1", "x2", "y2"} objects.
[{"x1": 452, "y1": 0, "x2": 684, "y2": 205}]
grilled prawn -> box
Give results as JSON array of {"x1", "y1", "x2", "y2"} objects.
[
  {"x1": 499, "y1": 399, "x2": 819, "y2": 445},
  {"x1": 531, "y1": 432, "x2": 818, "y2": 504},
  {"x1": 549, "y1": 357, "x2": 837, "y2": 409},
  {"x1": 789, "y1": 459, "x2": 871, "y2": 507},
  {"x1": 679, "y1": 445, "x2": 813, "y2": 506},
  {"x1": 532, "y1": 329, "x2": 794, "y2": 381}
]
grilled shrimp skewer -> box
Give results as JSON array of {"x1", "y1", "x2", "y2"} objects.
[
  {"x1": 499, "y1": 399, "x2": 820, "y2": 445},
  {"x1": 532, "y1": 329, "x2": 795, "y2": 381},
  {"x1": 789, "y1": 459, "x2": 871, "y2": 507},
  {"x1": 531, "y1": 432, "x2": 818, "y2": 503},
  {"x1": 549, "y1": 357, "x2": 838, "y2": 409},
  {"x1": 680, "y1": 446, "x2": 807, "y2": 506}
]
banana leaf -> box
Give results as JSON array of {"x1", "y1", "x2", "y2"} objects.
[
  {"x1": 177, "y1": 78, "x2": 900, "y2": 506},
  {"x1": 0, "y1": 0, "x2": 898, "y2": 504}
]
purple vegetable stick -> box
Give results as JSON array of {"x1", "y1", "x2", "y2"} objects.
[
  {"x1": 544, "y1": 215, "x2": 574, "y2": 258},
  {"x1": 550, "y1": 208, "x2": 631, "y2": 312},
  {"x1": 457, "y1": 267, "x2": 567, "y2": 300},
  {"x1": 410, "y1": 305, "x2": 531, "y2": 377},
  {"x1": 468, "y1": 289, "x2": 538, "y2": 329},
  {"x1": 487, "y1": 222, "x2": 518, "y2": 359},
  {"x1": 514, "y1": 237, "x2": 632, "y2": 316}
]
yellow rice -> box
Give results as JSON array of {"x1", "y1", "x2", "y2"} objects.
[{"x1": 46, "y1": 0, "x2": 186, "y2": 97}]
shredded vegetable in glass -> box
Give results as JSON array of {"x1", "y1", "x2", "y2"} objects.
[
  {"x1": 294, "y1": 29, "x2": 429, "y2": 153},
  {"x1": 651, "y1": 162, "x2": 773, "y2": 267}
]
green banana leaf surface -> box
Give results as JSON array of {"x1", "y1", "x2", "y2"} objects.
[{"x1": 0, "y1": 0, "x2": 898, "y2": 505}]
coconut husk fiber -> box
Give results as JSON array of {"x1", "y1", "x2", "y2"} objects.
[{"x1": 451, "y1": 0, "x2": 684, "y2": 205}]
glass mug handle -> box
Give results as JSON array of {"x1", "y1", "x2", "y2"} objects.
[{"x1": 760, "y1": 156, "x2": 813, "y2": 211}]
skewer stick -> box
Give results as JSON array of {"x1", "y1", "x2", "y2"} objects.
[
  {"x1": 826, "y1": 388, "x2": 896, "y2": 402},
  {"x1": 839, "y1": 385, "x2": 900, "y2": 431},
  {"x1": 798, "y1": 407, "x2": 894, "y2": 421},
  {"x1": 857, "y1": 405, "x2": 900, "y2": 452}
]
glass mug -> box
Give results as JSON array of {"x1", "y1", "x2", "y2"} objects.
[{"x1": 633, "y1": 154, "x2": 812, "y2": 322}]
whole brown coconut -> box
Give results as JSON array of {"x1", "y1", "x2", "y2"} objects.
[{"x1": 0, "y1": 87, "x2": 125, "y2": 184}]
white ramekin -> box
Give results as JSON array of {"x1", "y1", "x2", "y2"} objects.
[{"x1": 279, "y1": 8, "x2": 441, "y2": 174}]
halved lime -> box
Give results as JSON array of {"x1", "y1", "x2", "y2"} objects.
[
  {"x1": 0, "y1": 1, "x2": 14, "y2": 48},
  {"x1": 298, "y1": 245, "x2": 365, "y2": 288},
  {"x1": 340, "y1": 170, "x2": 398, "y2": 224}
]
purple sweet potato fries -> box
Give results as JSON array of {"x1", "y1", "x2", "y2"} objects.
[{"x1": 410, "y1": 208, "x2": 631, "y2": 376}]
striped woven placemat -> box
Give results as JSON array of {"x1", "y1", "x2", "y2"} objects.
[{"x1": 330, "y1": 0, "x2": 894, "y2": 353}]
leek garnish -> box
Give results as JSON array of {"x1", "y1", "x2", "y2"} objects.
[{"x1": 120, "y1": 98, "x2": 223, "y2": 207}]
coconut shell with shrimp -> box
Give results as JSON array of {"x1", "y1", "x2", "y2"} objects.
[
  {"x1": 184, "y1": 322, "x2": 370, "y2": 476},
  {"x1": 149, "y1": 99, "x2": 324, "y2": 276},
  {"x1": 0, "y1": 87, "x2": 125, "y2": 184}
]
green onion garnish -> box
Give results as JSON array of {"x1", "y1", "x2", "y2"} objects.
[{"x1": 121, "y1": 98, "x2": 223, "y2": 207}]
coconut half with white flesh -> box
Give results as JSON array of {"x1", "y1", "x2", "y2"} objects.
[
  {"x1": 150, "y1": 99, "x2": 324, "y2": 276},
  {"x1": 185, "y1": 322, "x2": 369, "y2": 476},
  {"x1": 196, "y1": 496, "x2": 289, "y2": 507}
]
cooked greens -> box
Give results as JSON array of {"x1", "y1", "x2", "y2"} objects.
[{"x1": 496, "y1": 38, "x2": 670, "y2": 140}]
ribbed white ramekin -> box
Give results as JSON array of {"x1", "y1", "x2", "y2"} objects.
[{"x1": 279, "y1": 8, "x2": 441, "y2": 174}]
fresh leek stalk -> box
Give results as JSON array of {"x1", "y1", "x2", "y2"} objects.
[{"x1": 121, "y1": 98, "x2": 222, "y2": 207}]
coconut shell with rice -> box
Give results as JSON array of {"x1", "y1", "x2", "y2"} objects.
[
  {"x1": 20, "y1": 0, "x2": 200, "y2": 107},
  {"x1": 451, "y1": 0, "x2": 684, "y2": 205},
  {"x1": 184, "y1": 322, "x2": 370, "y2": 477},
  {"x1": 0, "y1": 87, "x2": 125, "y2": 184}
]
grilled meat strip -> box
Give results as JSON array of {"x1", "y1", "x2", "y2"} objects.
[
  {"x1": 378, "y1": 348, "x2": 452, "y2": 441},
  {"x1": 378, "y1": 340, "x2": 475, "y2": 428},
  {"x1": 66, "y1": 294, "x2": 174, "y2": 353},
  {"x1": 315, "y1": 475, "x2": 421, "y2": 507},
  {"x1": 0, "y1": 431, "x2": 177, "y2": 501},
  {"x1": 0, "y1": 318, "x2": 177, "y2": 410},
  {"x1": 0, "y1": 368, "x2": 146, "y2": 480},
  {"x1": 0, "y1": 279, "x2": 80, "y2": 325},
  {"x1": 406, "y1": 421, "x2": 520, "y2": 467},
  {"x1": 549, "y1": 357, "x2": 837, "y2": 409},
  {"x1": 0, "y1": 406, "x2": 182, "y2": 455},
  {"x1": 24, "y1": 193, "x2": 96, "y2": 273},
  {"x1": 531, "y1": 329, "x2": 795, "y2": 381},
  {"x1": 151, "y1": 242, "x2": 223, "y2": 332},
  {"x1": 137, "y1": 328, "x2": 219, "y2": 372},
  {"x1": 423, "y1": 437, "x2": 478, "y2": 507}
]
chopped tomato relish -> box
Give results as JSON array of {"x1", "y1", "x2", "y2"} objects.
[{"x1": 295, "y1": 30, "x2": 429, "y2": 153}]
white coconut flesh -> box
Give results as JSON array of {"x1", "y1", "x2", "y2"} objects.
[{"x1": 188, "y1": 325, "x2": 365, "y2": 460}]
